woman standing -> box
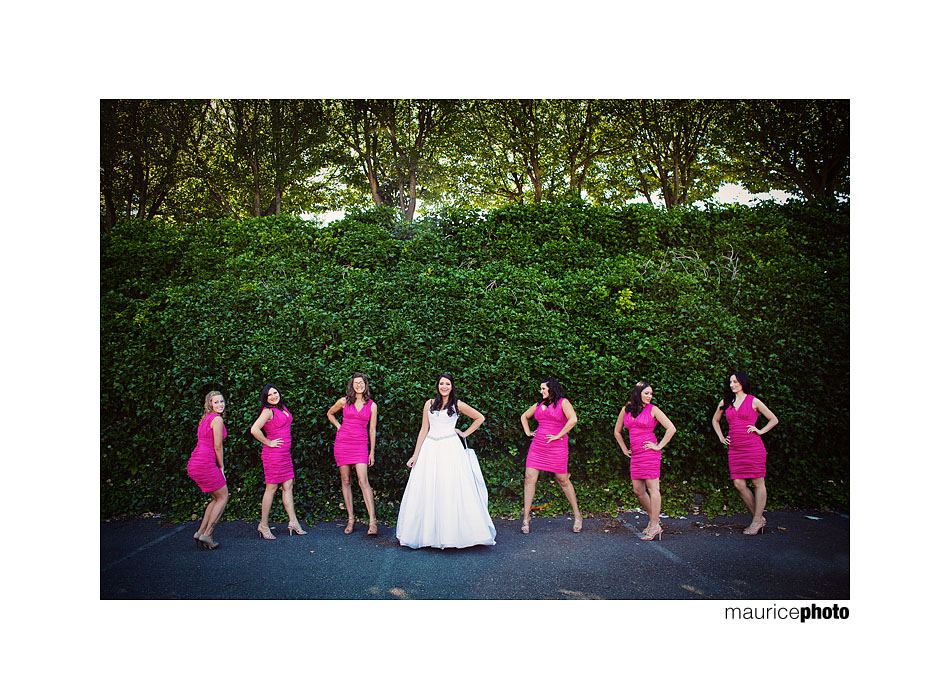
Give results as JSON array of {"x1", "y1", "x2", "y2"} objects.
[
  {"x1": 711, "y1": 370, "x2": 779, "y2": 535},
  {"x1": 327, "y1": 372, "x2": 378, "y2": 536},
  {"x1": 187, "y1": 391, "x2": 230, "y2": 550},
  {"x1": 520, "y1": 378, "x2": 583, "y2": 534},
  {"x1": 613, "y1": 381, "x2": 676, "y2": 541},
  {"x1": 396, "y1": 373, "x2": 496, "y2": 549},
  {"x1": 251, "y1": 384, "x2": 307, "y2": 539}
]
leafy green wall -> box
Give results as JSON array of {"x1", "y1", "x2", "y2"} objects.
[{"x1": 101, "y1": 199, "x2": 849, "y2": 522}]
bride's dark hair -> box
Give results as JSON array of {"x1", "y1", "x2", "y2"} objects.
[{"x1": 430, "y1": 373, "x2": 458, "y2": 416}]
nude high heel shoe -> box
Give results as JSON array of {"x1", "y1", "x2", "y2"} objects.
[{"x1": 197, "y1": 533, "x2": 219, "y2": 550}]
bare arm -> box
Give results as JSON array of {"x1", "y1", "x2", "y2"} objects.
[
  {"x1": 456, "y1": 401, "x2": 485, "y2": 439},
  {"x1": 368, "y1": 402, "x2": 378, "y2": 466},
  {"x1": 250, "y1": 408, "x2": 281, "y2": 448},
  {"x1": 613, "y1": 408, "x2": 631, "y2": 456},
  {"x1": 520, "y1": 403, "x2": 538, "y2": 437},
  {"x1": 750, "y1": 398, "x2": 779, "y2": 436},
  {"x1": 545, "y1": 399, "x2": 578, "y2": 442},
  {"x1": 211, "y1": 415, "x2": 225, "y2": 473},
  {"x1": 711, "y1": 400, "x2": 728, "y2": 446},
  {"x1": 407, "y1": 401, "x2": 432, "y2": 468},
  {"x1": 644, "y1": 406, "x2": 676, "y2": 451},
  {"x1": 326, "y1": 397, "x2": 346, "y2": 430}
]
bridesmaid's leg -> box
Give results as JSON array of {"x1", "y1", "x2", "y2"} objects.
[
  {"x1": 750, "y1": 477, "x2": 767, "y2": 523},
  {"x1": 522, "y1": 468, "x2": 540, "y2": 532},
  {"x1": 355, "y1": 463, "x2": 376, "y2": 533},
  {"x1": 258, "y1": 483, "x2": 278, "y2": 538},
  {"x1": 204, "y1": 485, "x2": 229, "y2": 537},
  {"x1": 280, "y1": 479, "x2": 301, "y2": 526},
  {"x1": 555, "y1": 473, "x2": 583, "y2": 532},
  {"x1": 732, "y1": 478, "x2": 756, "y2": 514},
  {"x1": 632, "y1": 479, "x2": 652, "y2": 524},
  {"x1": 644, "y1": 478, "x2": 661, "y2": 531},
  {"x1": 339, "y1": 465, "x2": 356, "y2": 531},
  {"x1": 197, "y1": 498, "x2": 215, "y2": 536},
  {"x1": 260, "y1": 483, "x2": 278, "y2": 527}
]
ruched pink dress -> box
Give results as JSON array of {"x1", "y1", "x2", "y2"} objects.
[
  {"x1": 187, "y1": 413, "x2": 227, "y2": 493},
  {"x1": 624, "y1": 404, "x2": 662, "y2": 480},
  {"x1": 725, "y1": 395, "x2": 767, "y2": 479},
  {"x1": 260, "y1": 406, "x2": 294, "y2": 484},
  {"x1": 526, "y1": 398, "x2": 569, "y2": 474},
  {"x1": 333, "y1": 399, "x2": 373, "y2": 466}
]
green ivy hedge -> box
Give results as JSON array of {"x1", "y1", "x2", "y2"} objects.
[{"x1": 101, "y1": 199, "x2": 849, "y2": 522}]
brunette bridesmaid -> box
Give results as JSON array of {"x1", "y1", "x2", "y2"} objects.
[
  {"x1": 327, "y1": 372, "x2": 378, "y2": 535},
  {"x1": 519, "y1": 377, "x2": 583, "y2": 534},
  {"x1": 251, "y1": 384, "x2": 307, "y2": 539},
  {"x1": 613, "y1": 380, "x2": 676, "y2": 541},
  {"x1": 711, "y1": 370, "x2": 779, "y2": 535},
  {"x1": 186, "y1": 391, "x2": 229, "y2": 550}
]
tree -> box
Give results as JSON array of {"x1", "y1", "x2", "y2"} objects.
[
  {"x1": 591, "y1": 99, "x2": 728, "y2": 208},
  {"x1": 330, "y1": 99, "x2": 459, "y2": 221},
  {"x1": 185, "y1": 99, "x2": 340, "y2": 220},
  {"x1": 100, "y1": 99, "x2": 205, "y2": 231},
  {"x1": 432, "y1": 99, "x2": 615, "y2": 209},
  {"x1": 723, "y1": 99, "x2": 849, "y2": 201}
]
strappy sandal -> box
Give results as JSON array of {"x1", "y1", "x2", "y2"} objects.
[
  {"x1": 573, "y1": 517, "x2": 583, "y2": 533},
  {"x1": 344, "y1": 519, "x2": 355, "y2": 534},
  {"x1": 257, "y1": 524, "x2": 276, "y2": 540},
  {"x1": 367, "y1": 521, "x2": 378, "y2": 536},
  {"x1": 521, "y1": 519, "x2": 530, "y2": 534}
]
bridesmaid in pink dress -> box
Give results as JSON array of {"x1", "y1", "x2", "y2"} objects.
[
  {"x1": 186, "y1": 391, "x2": 229, "y2": 550},
  {"x1": 327, "y1": 372, "x2": 378, "y2": 535},
  {"x1": 250, "y1": 384, "x2": 307, "y2": 539},
  {"x1": 612, "y1": 380, "x2": 676, "y2": 541},
  {"x1": 711, "y1": 370, "x2": 779, "y2": 535},
  {"x1": 519, "y1": 378, "x2": 583, "y2": 534}
]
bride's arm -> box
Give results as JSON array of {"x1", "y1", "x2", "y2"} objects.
[
  {"x1": 407, "y1": 400, "x2": 432, "y2": 468},
  {"x1": 456, "y1": 401, "x2": 485, "y2": 439}
]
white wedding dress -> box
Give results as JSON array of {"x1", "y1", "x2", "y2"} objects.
[{"x1": 395, "y1": 409, "x2": 496, "y2": 549}]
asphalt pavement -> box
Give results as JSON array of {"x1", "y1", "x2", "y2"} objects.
[{"x1": 101, "y1": 508, "x2": 848, "y2": 600}]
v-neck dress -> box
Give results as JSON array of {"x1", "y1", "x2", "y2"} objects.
[
  {"x1": 333, "y1": 399, "x2": 373, "y2": 466},
  {"x1": 260, "y1": 406, "x2": 294, "y2": 484},
  {"x1": 187, "y1": 412, "x2": 227, "y2": 493},
  {"x1": 525, "y1": 398, "x2": 570, "y2": 474},
  {"x1": 725, "y1": 395, "x2": 767, "y2": 479},
  {"x1": 623, "y1": 403, "x2": 662, "y2": 480}
]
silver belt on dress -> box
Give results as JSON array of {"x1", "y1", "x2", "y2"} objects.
[{"x1": 425, "y1": 433, "x2": 457, "y2": 442}]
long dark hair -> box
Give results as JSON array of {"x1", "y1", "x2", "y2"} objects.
[
  {"x1": 625, "y1": 380, "x2": 652, "y2": 415},
  {"x1": 430, "y1": 373, "x2": 458, "y2": 416},
  {"x1": 723, "y1": 370, "x2": 751, "y2": 409},
  {"x1": 346, "y1": 372, "x2": 372, "y2": 406},
  {"x1": 540, "y1": 377, "x2": 566, "y2": 407},
  {"x1": 260, "y1": 384, "x2": 290, "y2": 413}
]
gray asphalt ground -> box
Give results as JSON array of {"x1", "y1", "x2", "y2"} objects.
[{"x1": 101, "y1": 509, "x2": 848, "y2": 600}]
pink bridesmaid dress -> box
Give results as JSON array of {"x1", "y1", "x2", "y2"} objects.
[
  {"x1": 526, "y1": 398, "x2": 569, "y2": 474},
  {"x1": 624, "y1": 404, "x2": 662, "y2": 480},
  {"x1": 725, "y1": 395, "x2": 767, "y2": 479},
  {"x1": 187, "y1": 413, "x2": 227, "y2": 492},
  {"x1": 261, "y1": 407, "x2": 295, "y2": 483},
  {"x1": 333, "y1": 399, "x2": 373, "y2": 466}
]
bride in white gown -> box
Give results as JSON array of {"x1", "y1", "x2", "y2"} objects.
[{"x1": 396, "y1": 373, "x2": 496, "y2": 549}]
